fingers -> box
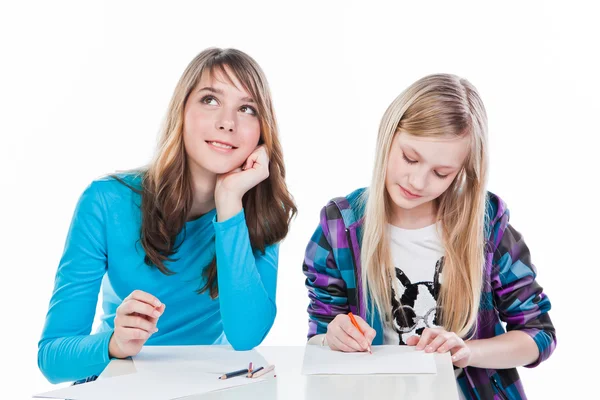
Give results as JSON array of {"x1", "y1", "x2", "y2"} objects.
[
  {"x1": 326, "y1": 315, "x2": 364, "y2": 352},
  {"x1": 339, "y1": 320, "x2": 370, "y2": 351},
  {"x1": 416, "y1": 327, "x2": 443, "y2": 350},
  {"x1": 328, "y1": 333, "x2": 359, "y2": 353},
  {"x1": 426, "y1": 331, "x2": 455, "y2": 353},
  {"x1": 242, "y1": 158, "x2": 253, "y2": 170},
  {"x1": 119, "y1": 299, "x2": 162, "y2": 319},
  {"x1": 146, "y1": 303, "x2": 166, "y2": 325},
  {"x1": 353, "y1": 315, "x2": 377, "y2": 344},
  {"x1": 413, "y1": 328, "x2": 464, "y2": 355},
  {"x1": 114, "y1": 326, "x2": 151, "y2": 341},
  {"x1": 406, "y1": 335, "x2": 420, "y2": 346},
  {"x1": 117, "y1": 315, "x2": 158, "y2": 334},
  {"x1": 126, "y1": 290, "x2": 162, "y2": 308},
  {"x1": 243, "y1": 146, "x2": 269, "y2": 171},
  {"x1": 436, "y1": 336, "x2": 463, "y2": 353}
]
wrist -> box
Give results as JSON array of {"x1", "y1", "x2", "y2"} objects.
[
  {"x1": 215, "y1": 197, "x2": 243, "y2": 222},
  {"x1": 465, "y1": 339, "x2": 481, "y2": 367},
  {"x1": 215, "y1": 187, "x2": 243, "y2": 204},
  {"x1": 108, "y1": 333, "x2": 127, "y2": 359}
]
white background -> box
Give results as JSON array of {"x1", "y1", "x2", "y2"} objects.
[{"x1": 1, "y1": 0, "x2": 598, "y2": 398}]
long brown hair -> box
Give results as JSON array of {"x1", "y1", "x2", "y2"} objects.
[
  {"x1": 361, "y1": 74, "x2": 488, "y2": 338},
  {"x1": 116, "y1": 48, "x2": 296, "y2": 299}
]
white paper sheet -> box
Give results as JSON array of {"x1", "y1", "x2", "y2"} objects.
[
  {"x1": 33, "y1": 370, "x2": 265, "y2": 400},
  {"x1": 133, "y1": 345, "x2": 271, "y2": 375},
  {"x1": 33, "y1": 346, "x2": 270, "y2": 400},
  {"x1": 301, "y1": 345, "x2": 437, "y2": 375}
]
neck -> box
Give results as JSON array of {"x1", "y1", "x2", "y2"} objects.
[
  {"x1": 389, "y1": 200, "x2": 437, "y2": 229},
  {"x1": 187, "y1": 163, "x2": 217, "y2": 221}
]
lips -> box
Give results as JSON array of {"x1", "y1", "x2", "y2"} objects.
[
  {"x1": 399, "y1": 185, "x2": 422, "y2": 199},
  {"x1": 205, "y1": 140, "x2": 238, "y2": 150}
]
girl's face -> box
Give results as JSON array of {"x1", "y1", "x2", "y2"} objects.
[
  {"x1": 183, "y1": 68, "x2": 261, "y2": 176},
  {"x1": 385, "y1": 130, "x2": 470, "y2": 215}
]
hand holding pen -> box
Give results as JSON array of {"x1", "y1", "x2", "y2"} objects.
[{"x1": 324, "y1": 312, "x2": 376, "y2": 353}]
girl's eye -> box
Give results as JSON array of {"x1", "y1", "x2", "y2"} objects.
[
  {"x1": 201, "y1": 95, "x2": 218, "y2": 106},
  {"x1": 240, "y1": 105, "x2": 257, "y2": 116},
  {"x1": 402, "y1": 153, "x2": 417, "y2": 164},
  {"x1": 434, "y1": 171, "x2": 450, "y2": 179}
]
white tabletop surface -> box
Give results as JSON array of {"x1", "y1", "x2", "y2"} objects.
[{"x1": 99, "y1": 346, "x2": 459, "y2": 399}]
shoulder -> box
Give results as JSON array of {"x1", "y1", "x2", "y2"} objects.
[
  {"x1": 485, "y1": 191, "x2": 510, "y2": 245},
  {"x1": 319, "y1": 187, "x2": 367, "y2": 229},
  {"x1": 81, "y1": 171, "x2": 144, "y2": 211},
  {"x1": 90, "y1": 171, "x2": 143, "y2": 195}
]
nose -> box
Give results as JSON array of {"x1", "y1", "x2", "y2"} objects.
[
  {"x1": 408, "y1": 168, "x2": 427, "y2": 192},
  {"x1": 215, "y1": 113, "x2": 235, "y2": 133}
]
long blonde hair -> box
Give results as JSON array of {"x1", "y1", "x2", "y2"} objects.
[
  {"x1": 115, "y1": 48, "x2": 296, "y2": 298},
  {"x1": 361, "y1": 74, "x2": 488, "y2": 338}
]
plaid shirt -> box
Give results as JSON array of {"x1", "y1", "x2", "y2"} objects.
[{"x1": 303, "y1": 188, "x2": 556, "y2": 400}]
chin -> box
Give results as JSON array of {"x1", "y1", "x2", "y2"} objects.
[
  {"x1": 189, "y1": 155, "x2": 241, "y2": 175},
  {"x1": 388, "y1": 187, "x2": 430, "y2": 210},
  {"x1": 390, "y1": 194, "x2": 419, "y2": 210},
  {"x1": 206, "y1": 163, "x2": 240, "y2": 175}
]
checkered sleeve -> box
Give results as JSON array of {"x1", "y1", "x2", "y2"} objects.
[
  {"x1": 491, "y1": 212, "x2": 557, "y2": 368},
  {"x1": 303, "y1": 205, "x2": 350, "y2": 339}
]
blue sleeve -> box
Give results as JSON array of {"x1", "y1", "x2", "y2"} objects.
[
  {"x1": 38, "y1": 182, "x2": 113, "y2": 384},
  {"x1": 213, "y1": 209, "x2": 278, "y2": 350}
]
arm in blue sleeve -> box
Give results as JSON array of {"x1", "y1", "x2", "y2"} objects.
[
  {"x1": 213, "y1": 209, "x2": 278, "y2": 350},
  {"x1": 38, "y1": 182, "x2": 112, "y2": 384}
]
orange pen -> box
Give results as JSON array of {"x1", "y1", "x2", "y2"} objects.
[{"x1": 348, "y1": 312, "x2": 372, "y2": 354}]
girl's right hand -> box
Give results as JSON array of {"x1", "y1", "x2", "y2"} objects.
[
  {"x1": 326, "y1": 314, "x2": 376, "y2": 352},
  {"x1": 108, "y1": 290, "x2": 165, "y2": 359}
]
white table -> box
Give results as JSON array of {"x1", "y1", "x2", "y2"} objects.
[{"x1": 100, "y1": 346, "x2": 459, "y2": 399}]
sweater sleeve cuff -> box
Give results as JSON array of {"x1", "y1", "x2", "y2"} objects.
[
  {"x1": 213, "y1": 208, "x2": 245, "y2": 231},
  {"x1": 97, "y1": 329, "x2": 116, "y2": 364},
  {"x1": 521, "y1": 328, "x2": 556, "y2": 368}
]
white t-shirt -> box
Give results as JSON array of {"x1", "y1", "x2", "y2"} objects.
[{"x1": 383, "y1": 222, "x2": 466, "y2": 400}]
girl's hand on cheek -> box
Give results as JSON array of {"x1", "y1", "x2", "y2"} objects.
[{"x1": 215, "y1": 145, "x2": 269, "y2": 221}]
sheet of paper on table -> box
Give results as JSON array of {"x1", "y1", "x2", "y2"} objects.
[
  {"x1": 34, "y1": 346, "x2": 270, "y2": 400},
  {"x1": 33, "y1": 370, "x2": 265, "y2": 400},
  {"x1": 301, "y1": 344, "x2": 437, "y2": 375},
  {"x1": 133, "y1": 345, "x2": 271, "y2": 375}
]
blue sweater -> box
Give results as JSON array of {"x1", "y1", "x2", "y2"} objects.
[{"x1": 38, "y1": 174, "x2": 278, "y2": 383}]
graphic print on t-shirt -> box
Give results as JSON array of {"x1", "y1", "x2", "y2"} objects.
[{"x1": 391, "y1": 256, "x2": 444, "y2": 345}]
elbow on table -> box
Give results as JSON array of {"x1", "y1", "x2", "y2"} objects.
[
  {"x1": 38, "y1": 341, "x2": 63, "y2": 384},
  {"x1": 229, "y1": 336, "x2": 261, "y2": 352},
  {"x1": 226, "y1": 308, "x2": 276, "y2": 351},
  {"x1": 227, "y1": 323, "x2": 272, "y2": 351}
]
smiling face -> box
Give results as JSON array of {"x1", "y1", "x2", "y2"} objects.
[
  {"x1": 183, "y1": 67, "x2": 261, "y2": 177},
  {"x1": 385, "y1": 130, "x2": 470, "y2": 224}
]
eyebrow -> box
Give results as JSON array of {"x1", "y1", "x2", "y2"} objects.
[
  {"x1": 403, "y1": 145, "x2": 459, "y2": 170},
  {"x1": 197, "y1": 86, "x2": 255, "y2": 103}
]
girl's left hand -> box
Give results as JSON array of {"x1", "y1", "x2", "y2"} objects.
[
  {"x1": 215, "y1": 145, "x2": 270, "y2": 201},
  {"x1": 406, "y1": 327, "x2": 472, "y2": 368},
  {"x1": 214, "y1": 145, "x2": 270, "y2": 221}
]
